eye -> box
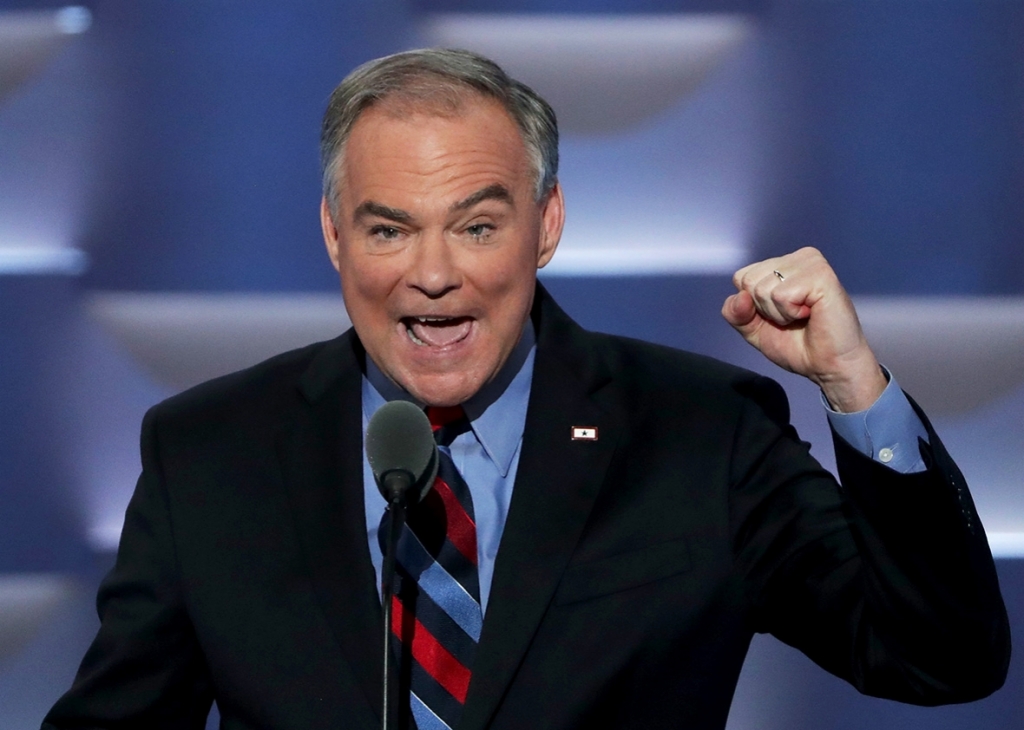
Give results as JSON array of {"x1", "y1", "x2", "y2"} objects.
[
  {"x1": 369, "y1": 225, "x2": 402, "y2": 241},
  {"x1": 466, "y1": 223, "x2": 494, "y2": 239}
]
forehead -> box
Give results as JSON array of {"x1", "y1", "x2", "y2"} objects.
[{"x1": 339, "y1": 98, "x2": 533, "y2": 209}]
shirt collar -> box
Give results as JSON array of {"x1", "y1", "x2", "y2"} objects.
[{"x1": 363, "y1": 321, "x2": 535, "y2": 478}]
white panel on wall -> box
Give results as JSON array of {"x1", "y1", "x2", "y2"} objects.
[
  {"x1": 855, "y1": 297, "x2": 1024, "y2": 416},
  {"x1": 0, "y1": 7, "x2": 91, "y2": 104},
  {"x1": 0, "y1": 575, "x2": 77, "y2": 663},
  {"x1": 420, "y1": 13, "x2": 753, "y2": 135},
  {"x1": 86, "y1": 292, "x2": 353, "y2": 392}
]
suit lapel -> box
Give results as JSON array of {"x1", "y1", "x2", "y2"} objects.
[
  {"x1": 275, "y1": 332, "x2": 383, "y2": 722},
  {"x1": 461, "y1": 289, "x2": 624, "y2": 730}
]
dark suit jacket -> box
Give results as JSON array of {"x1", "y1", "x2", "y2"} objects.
[{"x1": 44, "y1": 286, "x2": 1010, "y2": 730}]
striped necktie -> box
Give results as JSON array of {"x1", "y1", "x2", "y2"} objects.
[{"x1": 379, "y1": 405, "x2": 482, "y2": 730}]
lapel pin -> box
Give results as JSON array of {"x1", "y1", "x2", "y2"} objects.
[{"x1": 571, "y1": 426, "x2": 598, "y2": 441}]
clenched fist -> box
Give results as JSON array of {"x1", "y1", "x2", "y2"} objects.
[{"x1": 722, "y1": 247, "x2": 887, "y2": 413}]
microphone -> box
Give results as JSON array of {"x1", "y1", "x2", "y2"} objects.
[
  {"x1": 365, "y1": 400, "x2": 438, "y2": 730},
  {"x1": 366, "y1": 400, "x2": 438, "y2": 508}
]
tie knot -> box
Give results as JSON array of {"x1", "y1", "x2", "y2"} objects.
[{"x1": 426, "y1": 405, "x2": 469, "y2": 446}]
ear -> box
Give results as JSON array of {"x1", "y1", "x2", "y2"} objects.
[
  {"x1": 321, "y1": 196, "x2": 342, "y2": 272},
  {"x1": 536, "y1": 181, "x2": 565, "y2": 269}
]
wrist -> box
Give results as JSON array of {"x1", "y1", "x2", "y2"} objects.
[{"x1": 817, "y1": 356, "x2": 888, "y2": 414}]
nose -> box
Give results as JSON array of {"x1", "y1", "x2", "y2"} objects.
[{"x1": 406, "y1": 231, "x2": 461, "y2": 298}]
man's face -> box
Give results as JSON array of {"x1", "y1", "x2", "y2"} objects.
[{"x1": 321, "y1": 97, "x2": 564, "y2": 406}]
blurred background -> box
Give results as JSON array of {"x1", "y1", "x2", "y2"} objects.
[{"x1": 1, "y1": 1, "x2": 1022, "y2": 728}]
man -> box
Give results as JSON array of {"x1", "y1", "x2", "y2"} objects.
[{"x1": 44, "y1": 49, "x2": 1009, "y2": 730}]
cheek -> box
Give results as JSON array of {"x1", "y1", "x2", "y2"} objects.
[
  {"x1": 339, "y1": 260, "x2": 398, "y2": 325},
  {"x1": 475, "y1": 234, "x2": 541, "y2": 290},
  {"x1": 474, "y1": 254, "x2": 538, "y2": 330},
  {"x1": 499, "y1": 242, "x2": 543, "y2": 294},
  {"x1": 341, "y1": 249, "x2": 400, "y2": 294}
]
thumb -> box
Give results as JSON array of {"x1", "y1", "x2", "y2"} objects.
[{"x1": 722, "y1": 290, "x2": 758, "y2": 331}]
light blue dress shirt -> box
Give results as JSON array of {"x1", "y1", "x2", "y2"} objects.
[{"x1": 361, "y1": 325, "x2": 929, "y2": 613}]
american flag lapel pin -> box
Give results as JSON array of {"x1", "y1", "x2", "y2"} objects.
[{"x1": 571, "y1": 426, "x2": 598, "y2": 441}]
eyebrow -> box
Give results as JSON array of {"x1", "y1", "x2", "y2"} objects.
[
  {"x1": 352, "y1": 183, "x2": 514, "y2": 226},
  {"x1": 352, "y1": 201, "x2": 413, "y2": 225},
  {"x1": 449, "y1": 183, "x2": 514, "y2": 213}
]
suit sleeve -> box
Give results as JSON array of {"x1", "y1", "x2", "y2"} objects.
[
  {"x1": 42, "y1": 407, "x2": 214, "y2": 729},
  {"x1": 729, "y1": 376, "x2": 1010, "y2": 705}
]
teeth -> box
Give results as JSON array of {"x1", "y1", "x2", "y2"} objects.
[
  {"x1": 406, "y1": 325, "x2": 426, "y2": 346},
  {"x1": 404, "y1": 315, "x2": 469, "y2": 347}
]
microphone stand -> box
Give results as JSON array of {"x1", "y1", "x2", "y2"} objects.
[{"x1": 381, "y1": 473, "x2": 411, "y2": 730}]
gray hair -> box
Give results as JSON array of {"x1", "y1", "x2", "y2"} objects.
[{"x1": 320, "y1": 48, "x2": 559, "y2": 216}]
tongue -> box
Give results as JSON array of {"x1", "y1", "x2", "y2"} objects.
[{"x1": 410, "y1": 318, "x2": 472, "y2": 347}]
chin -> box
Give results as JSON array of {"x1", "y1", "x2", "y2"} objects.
[{"x1": 405, "y1": 373, "x2": 484, "y2": 408}]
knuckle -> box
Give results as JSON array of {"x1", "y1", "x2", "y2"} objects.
[{"x1": 753, "y1": 284, "x2": 774, "y2": 309}]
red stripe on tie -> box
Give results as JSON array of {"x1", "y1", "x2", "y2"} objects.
[
  {"x1": 391, "y1": 595, "x2": 471, "y2": 704},
  {"x1": 432, "y1": 477, "x2": 477, "y2": 565}
]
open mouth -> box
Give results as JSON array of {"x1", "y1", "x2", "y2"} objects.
[{"x1": 403, "y1": 316, "x2": 474, "y2": 348}]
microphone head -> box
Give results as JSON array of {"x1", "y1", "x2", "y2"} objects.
[{"x1": 365, "y1": 400, "x2": 438, "y2": 506}]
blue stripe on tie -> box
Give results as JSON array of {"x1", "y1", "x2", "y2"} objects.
[
  {"x1": 398, "y1": 530, "x2": 483, "y2": 642},
  {"x1": 401, "y1": 582, "x2": 477, "y2": 669},
  {"x1": 427, "y1": 528, "x2": 480, "y2": 602},
  {"x1": 404, "y1": 491, "x2": 481, "y2": 602},
  {"x1": 411, "y1": 690, "x2": 453, "y2": 730}
]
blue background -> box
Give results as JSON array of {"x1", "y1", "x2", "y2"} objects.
[{"x1": 1, "y1": 1, "x2": 1021, "y2": 728}]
